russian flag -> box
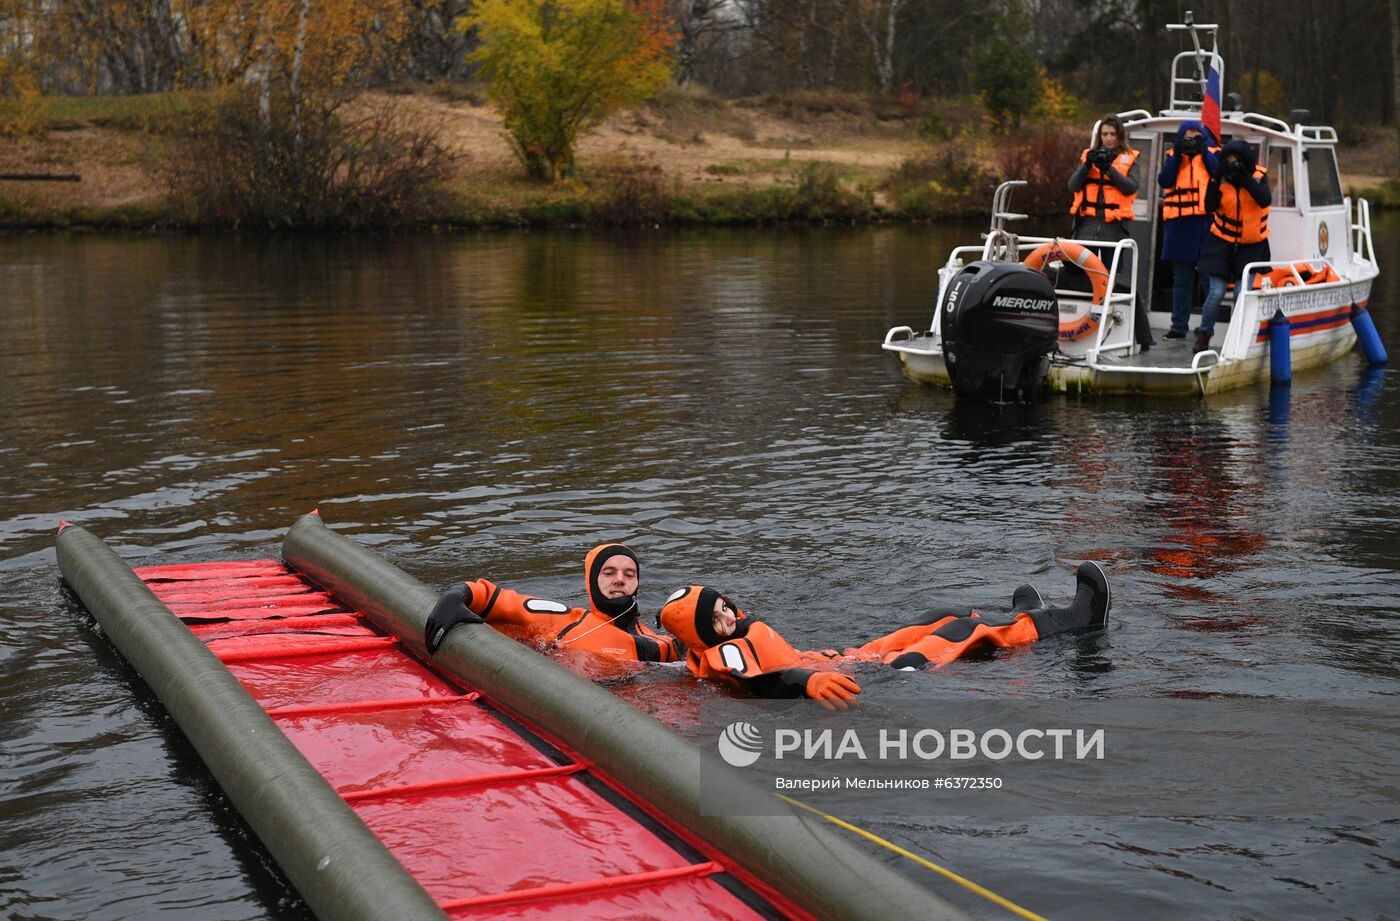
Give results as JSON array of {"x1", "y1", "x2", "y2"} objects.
[{"x1": 1202, "y1": 64, "x2": 1222, "y2": 143}]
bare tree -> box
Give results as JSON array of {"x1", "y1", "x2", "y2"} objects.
[{"x1": 857, "y1": 0, "x2": 906, "y2": 94}]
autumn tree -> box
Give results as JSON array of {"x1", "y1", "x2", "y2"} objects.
[
  {"x1": 461, "y1": 0, "x2": 676, "y2": 181},
  {"x1": 156, "y1": 1, "x2": 448, "y2": 229},
  {"x1": 0, "y1": 0, "x2": 45, "y2": 136}
]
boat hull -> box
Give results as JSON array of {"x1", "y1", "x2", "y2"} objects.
[
  {"x1": 890, "y1": 313, "x2": 1360, "y2": 397},
  {"x1": 885, "y1": 281, "x2": 1372, "y2": 397}
]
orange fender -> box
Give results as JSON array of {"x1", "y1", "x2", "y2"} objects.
[{"x1": 1024, "y1": 241, "x2": 1109, "y2": 341}]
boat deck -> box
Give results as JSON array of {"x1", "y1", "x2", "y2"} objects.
[
  {"x1": 1089, "y1": 334, "x2": 1215, "y2": 371},
  {"x1": 135, "y1": 559, "x2": 792, "y2": 921}
]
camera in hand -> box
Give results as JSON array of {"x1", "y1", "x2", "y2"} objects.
[
  {"x1": 1177, "y1": 136, "x2": 1201, "y2": 156},
  {"x1": 1222, "y1": 159, "x2": 1247, "y2": 182},
  {"x1": 1090, "y1": 147, "x2": 1114, "y2": 169}
]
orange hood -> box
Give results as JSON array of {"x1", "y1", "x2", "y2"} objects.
[{"x1": 659, "y1": 585, "x2": 748, "y2": 652}]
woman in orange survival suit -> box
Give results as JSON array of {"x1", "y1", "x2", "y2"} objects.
[
  {"x1": 658, "y1": 563, "x2": 1111, "y2": 708},
  {"x1": 423, "y1": 543, "x2": 679, "y2": 662}
]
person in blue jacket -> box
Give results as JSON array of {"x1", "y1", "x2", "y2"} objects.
[{"x1": 1157, "y1": 121, "x2": 1220, "y2": 340}]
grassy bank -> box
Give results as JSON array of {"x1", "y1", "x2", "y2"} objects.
[{"x1": 2, "y1": 87, "x2": 1397, "y2": 231}]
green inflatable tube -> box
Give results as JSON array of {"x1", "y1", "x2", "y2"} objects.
[
  {"x1": 56, "y1": 524, "x2": 448, "y2": 921},
  {"x1": 283, "y1": 513, "x2": 971, "y2": 921}
]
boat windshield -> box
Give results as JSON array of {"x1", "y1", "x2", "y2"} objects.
[{"x1": 1305, "y1": 147, "x2": 1344, "y2": 207}]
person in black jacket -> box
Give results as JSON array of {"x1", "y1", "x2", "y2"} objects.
[{"x1": 1194, "y1": 139, "x2": 1272, "y2": 353}]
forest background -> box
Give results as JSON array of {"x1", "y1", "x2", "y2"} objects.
[{"x1": 2, "y1": 0, "x2": 1398, "y2": 229}]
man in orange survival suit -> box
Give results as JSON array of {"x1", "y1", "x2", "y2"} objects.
[
  {"x1": 423, "y1": 543, "x2": 679, "y2": 662},
  {"x1": 658, "y1": 562, "x2": 1111, "y2": 708}
]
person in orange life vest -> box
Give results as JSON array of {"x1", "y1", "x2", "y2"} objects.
[
  {"x1": 1194, "y1": 139, "x2": 1271, "y2": 354},
  {"x1": 658, "y1": 585, "x2": 861, "y2": 710},
  {"x1": 423, "y1": 543, "x2": 680, "y2": 662},
  {"x1": 1157, "y1": 121, "x2": 1220, "y2": 339},
  {"x1": 1067, "y1": 114, "x2": 1155, "y2": 350},
  {"x1": 658, "y1": 563, "x2": 1110, "y2": 705}
]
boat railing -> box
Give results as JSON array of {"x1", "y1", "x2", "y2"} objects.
[
  {"x1": 1239, "y1": 112, "x2": 1291, "y2": 133},
  {"x1": 979, "y1": 234, "x2": 1140, "y2": 356},
  {"x1": 921, "y1": 236, "x2": 1138, "y2": 345},
  {"x1": 1298, "y1": 126, "x2": 1339, "y2": 142},
  {"x1": 1218, "y1": 256, "x2": 1349, "y2": 360},
  {"x1": 1353, "y1": 196, "x2": 1376, "y2": 267},
  {"x1": 1083, "y1": 237, "x2": 1139, "y2": 357}
]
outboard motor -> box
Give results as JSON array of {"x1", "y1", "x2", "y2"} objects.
[{"x1": 941, "y1": 260, "x2": 1059, "y2": 399}]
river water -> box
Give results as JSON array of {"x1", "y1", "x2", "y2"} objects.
[{"x1": 2, "y1": 222, "x2": 1398, "y2": 920}]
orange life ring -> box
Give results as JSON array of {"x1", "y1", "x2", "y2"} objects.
[{"x1": 1024, "y1": 241, "x2": 1109, "y2": 341}]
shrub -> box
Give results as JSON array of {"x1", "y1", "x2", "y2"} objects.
[
  {"x1": 156, "y1": 88, "x2": 456, "y2": 229},
  {"x1": 783, "y1": 161, "x2": 873, "y2": 221},
  {"x1": 586, "y1": 156, "x2": 668, "y2": 226},
  {"x1": 1030, "y1": 68, "x2": 1080, "y2": 126},
  {"x1": 881, "y1": 141, "x2": 994, "y2": 218},
  {"x1": 994, "y1": 127, "x2": 1083, "y2": 216},
  {"x1": 917, "y1": 111, "x2": 952, "y2": 140}
]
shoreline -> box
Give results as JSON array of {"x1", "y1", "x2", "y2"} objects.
[{"x1": 3, "y1": 88, "x2": 1396, "y2": 234}]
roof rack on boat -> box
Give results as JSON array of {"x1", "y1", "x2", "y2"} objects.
[{"x1": 1164, "y1": 13, "x2": 1223, "y2": 116}]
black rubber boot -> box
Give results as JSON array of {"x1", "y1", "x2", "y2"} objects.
[
  {"x1": 1010, "y1": 584, "x2": 1044, "y2": 613},
  {"x1": 1028, "y1": 561, "x2": 1111, "y2": 635}
]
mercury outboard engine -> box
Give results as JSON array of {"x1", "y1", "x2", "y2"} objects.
[{"x1": 941, "y1": 260, "x2": 1059, "y2": 399}]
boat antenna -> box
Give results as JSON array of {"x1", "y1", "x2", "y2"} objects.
[{"x1": 1183, "y1": 11, "x2": 1204, "y2": 82}]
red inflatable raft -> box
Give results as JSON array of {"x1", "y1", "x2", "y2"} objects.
[{"x1": 136, "y1": 556, "x2": 791, "y2": 920}]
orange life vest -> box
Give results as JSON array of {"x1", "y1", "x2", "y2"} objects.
[
  {"x1": 1161, "y1": 151, "x2": 1214, "y2": 219},
  {"x1": 1211, "y1": 165, "x2": 1270, "y2": 245},
  {"x1": 463, "y1": 577, "x2": 679, "y2": 662},
  {"x1": 659, "y1": 585, "x2": 832, "y2": 682},
  {"x1": 1071, "y1": 147, "x2": 1140, "y2": 222},
  {"x1": 1251, "y1": 262, "x2": 1340, "y2": 289},
  {"x1": 695, "y1": 621, "x2": 805, "y2": 681}
]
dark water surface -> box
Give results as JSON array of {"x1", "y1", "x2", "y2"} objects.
[{"x1": 2, "y1": 221, "x2": 1399, "y2": 920}]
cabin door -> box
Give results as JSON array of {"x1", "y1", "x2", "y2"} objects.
[{"x1": 1128, "y1": 130, "x2": 1162, "y2": 309}]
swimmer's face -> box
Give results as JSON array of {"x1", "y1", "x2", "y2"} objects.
[
  {"x1": 597, "y1": 559, "x2": 638, "y2": 599},
  {"x1": 712, "y1": 596, "x2": 738, "y2": 638},
  {"x1": 1099, "y1": 125, "x2": 1120, "y2": 148}
]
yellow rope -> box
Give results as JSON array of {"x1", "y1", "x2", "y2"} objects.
[{"x1": 774, "y1": 793, "x2": 1050, "y2": 921}]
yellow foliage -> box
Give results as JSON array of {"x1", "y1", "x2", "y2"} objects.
[
  {"x1": 1031, "y1": 67, "x2": 1078, "y2": 125},
  {"x1": 0, "y1": 2, "x2": 47, "y2": 137},
  {"x1": 461, "y1": 0, "x2": 676, "y2": 181},
  {"x1": 12, "y1": 0, "x2": 406, "y2": 94},
  {"x1": 179, "y1": 0, "x2": 408, "y2": 91},
  {"x1": 0, "y1": 64, "x2": 46, "y2": 138},
  {"x1": 1238, "y1": 70, "x2": 1285, "y2": 115}
]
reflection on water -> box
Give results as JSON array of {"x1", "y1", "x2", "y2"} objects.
[{"x1": 1, "y1": 222, "x2": 1398, "y2": 920}]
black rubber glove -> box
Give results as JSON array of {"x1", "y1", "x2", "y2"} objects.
[{"x1": 424, "y1": 584, "x2": 483, "y2": 654}]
